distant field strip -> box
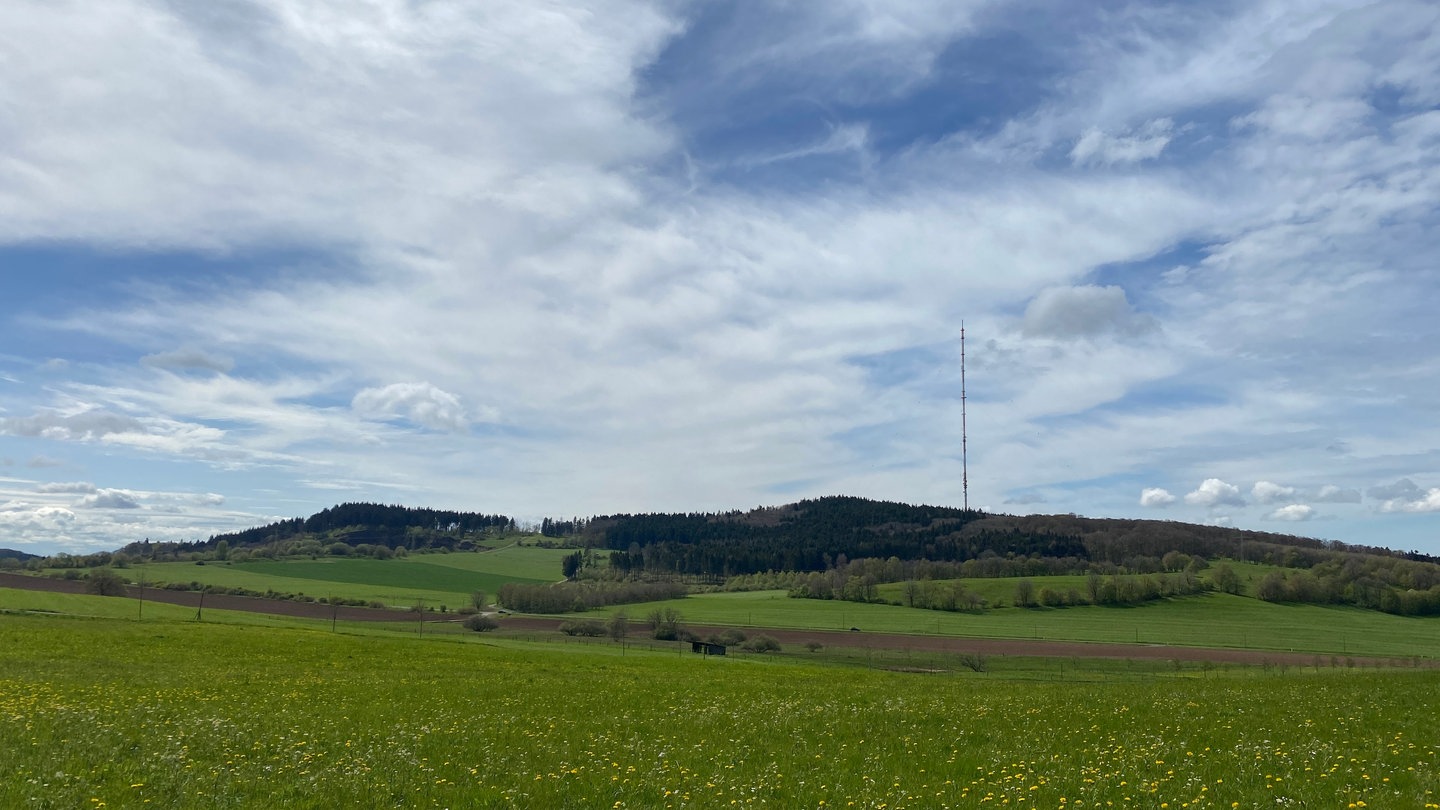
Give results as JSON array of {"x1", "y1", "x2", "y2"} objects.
[
  {"x1": 228, "y1": 559, "x2": 530, "y2": 592},
  {"x1": 608, "y1": 589, "x2": 1440, "y2": 659},
  {"x1": 117, "y1": 546, "x2": 568, "y2": 606}
]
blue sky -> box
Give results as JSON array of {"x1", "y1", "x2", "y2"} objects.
[{"x1": 2, "y1": 0, "x2": 1439, "y2": 555}]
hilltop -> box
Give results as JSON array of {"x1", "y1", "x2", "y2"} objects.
[
  {"x1": 582, "y1": 495, "x2": 1432, "y2": 574},
  {"x1": 100, "y1": 495, "x2": 1432, "y2": 573}
]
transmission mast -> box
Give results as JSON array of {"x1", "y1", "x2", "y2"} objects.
[{"x1": 961, "y1": 322, "x2": 968, "y2": 512}]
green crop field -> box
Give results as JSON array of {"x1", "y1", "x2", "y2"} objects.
[
  {"x1": 0, "y1": 588, "x2": 279, "y2": 626},
  {"x1": 106, "y1": 545, "x2": 570, "y2": 608},
  {"x1": 2, "y1": 610, "x2": 1438, "y2": 809},
  {"x1": 595, "y1": 589, "x2": 1440, "y2": 659},
  {"x1": 24, "y1": 549, "x2": 1440, "y2": 659}
]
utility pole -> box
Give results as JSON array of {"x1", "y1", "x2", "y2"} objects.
[{"x1": 961, "y1": 322, "x2": 969, "y2": 512}]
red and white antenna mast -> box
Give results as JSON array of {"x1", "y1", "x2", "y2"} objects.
[{"x1": 961, "y1": 322, "x2": 968, "y2": 512}]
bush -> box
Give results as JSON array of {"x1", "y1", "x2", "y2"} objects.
[
  {"x1": 957, "y1": 652, "x2": 988, "y2": 673},
  {"x1": 463, "y1": 615, "x2": 499, "y2": 632},
  {"x1": 497, "y1": 580, "x2": 687, "y2": 614},
  {"x1": 84, "y1": 568, "x2": 127, "y2": 597},
  {"x1": 741, "y1": 635, "x2": 781, "y2": 653},
  {"x1": 607, "y1": 612, "x2": 630, "y2": 641},
  {"x1": 559, "y1": 619, "x2": 606, "y2": 637},
  {"x1": 647, "y1": 608, "x2": 683, "y2": 640}
]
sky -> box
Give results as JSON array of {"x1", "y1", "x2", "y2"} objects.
[{"x1": 2, "y1": 0, "x2": 1439, "y2": 557}]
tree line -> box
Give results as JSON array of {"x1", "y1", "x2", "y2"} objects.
[
  {"x1": 496, "y1": 580, "x2": 687, "y2": 614},
  {"x1": 584, "y1": 497, "x2": 1437, "y2": 585},
  {"x1": 1253, "y1": 554, "x2": 1440, "y2": 615},
  {"x1": 199, "y1": 502, "x2": 514, "y2": 555}
]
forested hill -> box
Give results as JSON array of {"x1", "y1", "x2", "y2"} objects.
[
  {"x1": 169, "y1": 498, "x2": 518, "y2": 553},
  {"x1": 111, "y1": 496, "x2": 1433, "y2": 574},
  {"x1": 592, "y1": 497, "x2": 991, "y2": 575},
  {"x1": 586, "y1": 496, "x2": 1433, "y2": 577}
]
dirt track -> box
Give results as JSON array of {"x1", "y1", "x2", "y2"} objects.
[{"x1": 2, "y1": 572, "x2": 1418, "y2": 667}]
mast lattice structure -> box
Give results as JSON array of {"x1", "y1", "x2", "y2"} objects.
[{"x1": 961, "y1": 323, "x2": 968, "y2": 512}]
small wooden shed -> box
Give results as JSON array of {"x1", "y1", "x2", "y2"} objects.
[{"x1": 691, "y1": 640, "x2": 726, "y2": 656}]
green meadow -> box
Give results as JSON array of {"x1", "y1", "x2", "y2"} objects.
[
  {"x1": 2, "y1": 608, "x2": 1438, "y2": 809},
  {"x1": 596, "y1": 588, "x2": 1440, "y2": 659},
  {"x1": 107, "y1": 544, "x2": 568, "y2": 608},
  {"x1": 28, "y1": 549, "x2": 1440, "y2": 659}
]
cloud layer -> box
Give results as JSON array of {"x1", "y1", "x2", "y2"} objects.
[{"x1": 1, "y1": 1, "x2": 1438, "y2": 554}]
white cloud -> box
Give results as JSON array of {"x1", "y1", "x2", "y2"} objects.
[
  {"x1": 739, "y1": 123, "x2": 871, "y2": 168},
  {"x1": 352, "y1": 383, "x2": 471, "y2": 433},
  {"x1": 0, "y1": 502, "x2": 77, "y2": 534},
  {"x1": 35, "y1": 481, "x2": 97, "y2": 494},
  {"x1": 0, "y1": 479, "x2": 258, "y2": 552},
  {"x1": 75, "y1": 489, "x2": 142, "y2": 510},
  {"x1": 1314, "y1": 484, "x2": 1361, "y2": 503},
  {"x1": 1021, "y1": 285, "x2": 1157, "y2": 340},
  {"x1": 1368, "y1": 478, "x2": 1424, "y2": 501},
  {"x1": 0, "y1": 409, "x2": 145, "y2": 440},
  {"x1": 1185, "y1": 478, "x2": 1245, "y2": 508},
  {"x1": 1139, "y1": 487, "x2": 1176, "y2": 507},
  {"x1": 140, "y1": 349, "x2": 234, "y2": 373},
  {"x1": 0, "y1": 0, "x2": 679, "y2": 250},
  {"x1": 1370, "y1": 478, "x2": 1440, "y2": 514},
  {"x1": 1251, "y1": 480, "x2": 1297, "y2": 504},
  {"x1": 0, "y1": 1, "x2": 1438, "y2": 555},
  {"x1": 1265, "y1": 503, "x2": 1314, "y2": 521},
  {"x1": 1070, "y1": 119, "x2": 1175, "y2": 166}
]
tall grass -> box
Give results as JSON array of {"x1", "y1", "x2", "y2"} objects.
[{"x1": 3, "y1": 613, "x2": 1438, "y2": 809}]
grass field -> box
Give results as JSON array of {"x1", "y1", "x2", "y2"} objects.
[
  {"x1": 2, "y1": 611, "x2": 1437, "y2": 809},
  {"x1": 0, "y1": 588, "x2": 1287, "y2": 680},
  {"x1": 106, "y1": 545, "x2": 569, "y2": 608},
  {"x1": 597, "y1": 589, "x2": 1440, "y2": 659}
]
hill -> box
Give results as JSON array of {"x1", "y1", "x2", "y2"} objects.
[
  {"x1": 0, "y1": 548, "x2": 39, "y2": 563},
  {"x1": 48, "y1": 495, "x2": 1435, "y2": 617},
  {"x1": 585, "y1": 495, "x2": 1431, "y2": 576},
  {"x1": 116, "y1": 502, "x2": 516, "y2": 561}
]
